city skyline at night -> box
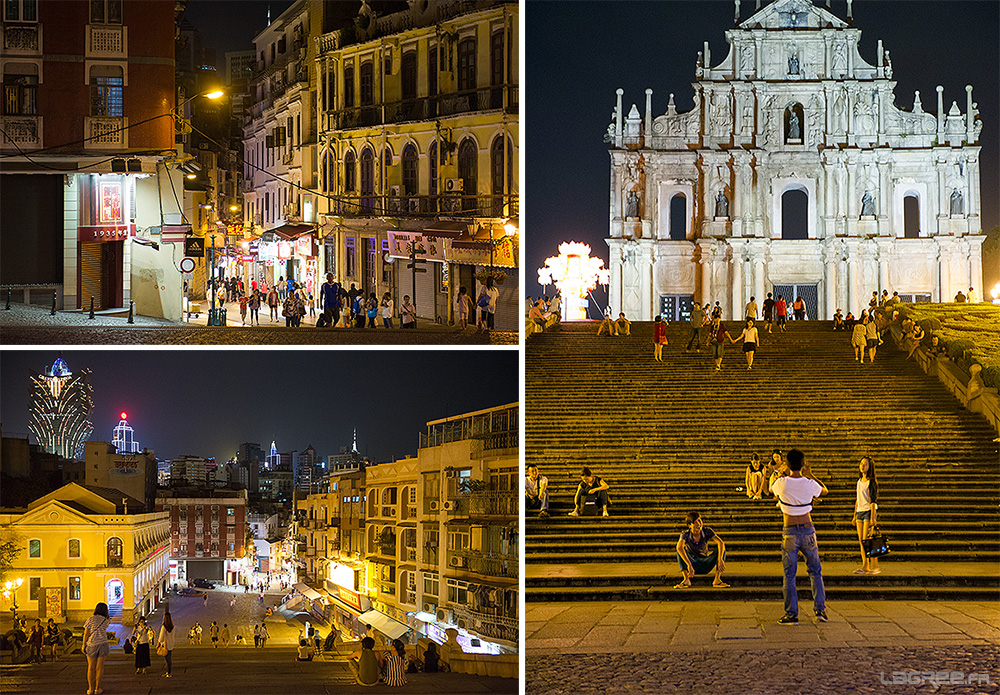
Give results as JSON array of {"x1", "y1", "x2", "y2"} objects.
[{"x1": 1, "y1": 351, "x2": 518, "y2": 465}]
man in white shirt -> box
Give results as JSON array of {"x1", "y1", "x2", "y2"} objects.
[
  {"x1": 525, "y1": 466, "x2": 549, "y2": 518},
  {"x1": 769, "y1": 448, "x2": 829, "y2": 625}
]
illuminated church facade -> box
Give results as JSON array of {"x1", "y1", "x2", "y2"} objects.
[{"x1": 606, "y1": 0, "x2": 985, "y2": 321}]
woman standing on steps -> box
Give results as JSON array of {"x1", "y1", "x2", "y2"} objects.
[
  {"x1": 653, "y1": 315, "x2": 667, "y2": 361},
  {"x1": 731, "y1": 317, "x2": 760, "y2": 370},
  {"x1": 851, "y1": 316, "x2": 867, "y2": 361},
  {"x1": 852, "y1": 456, "x2": 880, "y2": 575}
]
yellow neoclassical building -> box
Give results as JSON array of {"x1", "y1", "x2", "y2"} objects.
[{"x1": 0, "y1": 483, "x2": 170, "y2": 627}]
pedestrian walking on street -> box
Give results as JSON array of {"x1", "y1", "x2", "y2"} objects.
[
  {"x1": 456, "y1": 286, "x2": 472, "y2": 328},
  {"x1": 762, "y1": 293, "x2": 775, "y2": 333},
  {"x1": 775, "y1": 295, "x2": 788, "y2": 331},
  {"x1": 253, "y1": 623, "x2": 261, "y2": 648},
  {"x1": 653, "y1": 315, "x2": 667, "y2": 362},
  {"x1": 221, "y1": 623, "x2": 231, "y2": 647},
  {"x1": 731, "y1": 318, "x2": 760, "y2": 370},
  {"x1": 366, "y1": 293, "x2": 379, "y2": 327},
  {"x1": 685, "y1": 302, "x2": 706, "y2": 352},
  {"x1": 259, "y1": 623, "x2": 269, "y2": 648},
  {"x1": 210, "y1": 621, "x2": 220, "y2": 647},
  {"x1": 28, "y1": 619, "x2": 43, "y2": 663},
  {"x1": 769, "y1": 449, "x2": 829, "y2": 624},
  {"x1": 131, "y1": 616, "x2": 153, "y2": 674},
  {"x1": 711, "y1": 318, "x2": 733, "y2": 372},
  {"x1": 82, "y1": 602, "x2": 110, "y2": 695},
  {"x1": 400, "y1": 295, "x2": 416, "y2": 328},
  {"x1": 249, "y1": 289, "x2": 261, "y2": 325},
  {"x1": 195, "y1": 621, "x2": 203, "y2": 645},
  {"x1": 157, "y1": 612, "x2": 174, "y2": 678},
  {"x1": 203, "y1": 594, "x2": 208, "y2": 608},
  {"x1": 381, "y1": 292, "x2": 394, "y2": 328},
  {"x1": 267, "y1": 286, "x2": 279, "y2": 321}
]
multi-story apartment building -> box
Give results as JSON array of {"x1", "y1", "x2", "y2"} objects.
[
  {"x1": 83, "y1": 441, "x2": 157, "y2": 512},
  {"x1": 155, "y1": 487, "x2": 248, "y2": 586},
  {"x1": 0, "y1": 483, "x2": 170, "y2": 626},
  {"x1": 314, "y1": 0, "x2": 520, "y2": 328},
  {"x1": 0, "y1": 0, "x2": 183, "y2": 317},
  {"x1": 294, "y1": 403, "x2": 517, "y2": 650}
]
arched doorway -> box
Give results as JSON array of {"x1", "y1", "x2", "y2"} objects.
[
  {"x1": 669, "y1": 194, "x2": 687, "y2": 240},
  {"x1": 105, "y1": 578, "x2": 124, "y2": 623},
  {"x1": 781, "y1": 189, "x2": 808, "y2": 239},
  {"x1": 903, "y1": 195, "x2": 920, "y2": 238}
]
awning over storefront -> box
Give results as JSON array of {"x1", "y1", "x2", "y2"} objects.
[
  {"x1": 359, "y1": 610, "x2": 410, "y2": 641},
  {"x1": 421, "y1": 220, "x2": 470, "y2": 238},
  {"x1": 293, "y1": 582, "x2": 323, "y2": 601},
  {"x1": 262, "y1": 223, "x2": 315, "y2": 241}
]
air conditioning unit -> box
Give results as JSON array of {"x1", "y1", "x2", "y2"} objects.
[
  {"x1": 445, "y1": 178, "x2": 464, "y2": 192},
  {"x1": 423, "y1": 603, "x2": 436, "y2": 613},
  {"x1": 442, "y1": 501, "x2": 454, "y2": 511},
  {"x1": 429, "y1": 500, "x2": 439, "y2": 511},
  {"x1": 408, "y1": 198, "x2": 421, "y2": 213},
  {"x1": 436, "y1": 608, "x2": 449, "y2": 623},
  {"x1": 389, "y1": 185, "x2": 401, "y2": 197},
  {"x1": 449, "y1": 555, "x2": 465, "y2": 568},
  {"x1": 456, "y1": 618, "x2": 468, "y2": 630}
]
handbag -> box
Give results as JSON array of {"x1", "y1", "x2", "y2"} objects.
[
  {"x1": 862, "y1": 525, "x2": 890, "y2": 557},
  {"x1": 477, "y1": 293, "x2": 490, "y2": 308},
  {"x1": 156, "y1": 642, "x2": 168, "y2": 656}
]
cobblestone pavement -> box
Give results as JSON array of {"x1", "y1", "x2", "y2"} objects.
[
  {"x1": 526, "y1": 601, "x2": 999, "y2": 694},
  {"x1": 0, "y1": 305, "x2": 517, "y2": 345},
  {"x1": 527, "y1": 645, "x2": 999, "y2": 695}
]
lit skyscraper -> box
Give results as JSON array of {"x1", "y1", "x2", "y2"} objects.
[
  {"x1": 27, "y1": 358, "x2": 94, "y2": 460},
  {"x1": 111, "y1": 413, "x2": 140, "y2": 454}
]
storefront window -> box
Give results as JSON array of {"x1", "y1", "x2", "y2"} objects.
[{"x1": 346, "y1": 237, "x2": 356, "y2": 278}]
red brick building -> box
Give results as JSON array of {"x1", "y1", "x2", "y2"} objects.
[
  {"x1": 155, "y1": 488, "x2": 248, "y2": 586},
  {"x1": 1, "y1": 0, "x2": 177, "y2": 311}
]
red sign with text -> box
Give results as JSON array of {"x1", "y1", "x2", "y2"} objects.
[{"x1": 78, "y1": 224, "x2": 136, "y2": 242}]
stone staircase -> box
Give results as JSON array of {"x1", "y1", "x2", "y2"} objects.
[{"x1": 525, "y1": 320, "x2": 999, "y2": 601}]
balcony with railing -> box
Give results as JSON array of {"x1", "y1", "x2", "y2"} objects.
[
  {"x1": 87, "y1": 24, "x2": 126, "y2": 56},
  {"x1": 3, "y1": 22, "x2": 41, "y2": 53},
  {"x1": 465, "y1": 490, "x2": 518, "y2": 518},
  {"x1": 422, "y1": 546, "x2": 439, "y2": 565},
  {"x1": 451, "y1": 605, "x2": 518, "y2": 643},
  {"x1": 85, "y1": 116, "x2": 128, "y2": 149},
  {"x1": 327, "y1": 194, "x2": 515, "y2": 219},
  {"x1": 327, "y1": 85, "x2": 518, "y2": 130},
  {"x1": 0, "y1": 115, "x2": 41, "y2": 149},
  {"x1": 446, "y1": 549, "x2": 517, "y2": 579}
]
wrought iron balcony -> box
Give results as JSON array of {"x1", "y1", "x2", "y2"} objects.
[
  {"x1": 85, "y1": 116, "x2": 128, "y2": 148},
  {"x1": 327, "y1": 85, "x2": 518, "y2": 130},
  {"x1": 3, "y1": 23, "x2": 40, "y2": 53},
  {"x1": 451, "y1": 605, "x2": 518, "y2": 643},
  {"x1": 326, "y1": 194, "x2": 516, "y2": 219},
  {"x1": 446, "y1": 550, "x2": 517, "y2": 579},
  {"x1": 0, "y1": 115, "x2": 41, "y2": 149}
]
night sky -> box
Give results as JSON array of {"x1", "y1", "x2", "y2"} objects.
[
  {"x1": 526, "y1": 0, "x2": 1000, "y2": 311},
  {"x1": 183, "y1": 0, "x2": 294, "y2": 60},
  {"x1": 0, "y1": 350, "x2": 518, "y2": 464}
]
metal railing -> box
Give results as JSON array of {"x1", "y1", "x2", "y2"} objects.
[
  {"x1": 466, "y1": 490, "x2": 518, "y2": 517},
  {"x1": 328, "y1": 86, "x2": 518, "y2": 129},
  {"x1": 447, "y1": 549, "x2": 517, "y2": 579},
  {"x1": 451, "y1": 605, "x2": 518, "y2": 643},
  {"x1": 325, "y1": 193, "x2": 516, "y2": 218},
  {"x1": 2, "y1": 283, "x2": 62, "y2": 310}
]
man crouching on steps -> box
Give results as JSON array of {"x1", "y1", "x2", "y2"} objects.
[
  {"x1": 770, "y1": 448, "x2": 829, "y2": 624},
  {"x1": 674, "y1": 511, "x2": 729, "y2": 588}
]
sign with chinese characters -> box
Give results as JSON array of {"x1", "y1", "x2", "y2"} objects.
[
  {"x1": 99, "y1": 181, "x2": 122, "y2": 223},
  {"x1": 277, "y1": 241, "x2": 293, "y2": 260},
  {"x1": 78, "y1": 224, "x2": 136, "y2": 242},
  {"x1": 445, "y1": 235, "x2": 516, "y2": 267},
  {"x1": 387, "y1": 232, "x2": 447, "y2": 262},
  {"x1": 295, "y1": 235, "x2": 316, "y2": 258},
  {"x1": 110, "y1": 455, "x2": 140, "y2": 476}
]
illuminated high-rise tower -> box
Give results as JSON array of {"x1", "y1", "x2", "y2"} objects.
[
  {"x1": 111, "y1": 413, "x2": 140, "y2": 454},
  {"x1": 27, "y1": 358, "x2": 95, "y2": 460}
]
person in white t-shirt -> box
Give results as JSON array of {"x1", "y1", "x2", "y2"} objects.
[
  {"x1": 731, "y1": 318, "x2": 760, "y2": 370},
  {"x1": 769, "y1": 448, "x2": 829, "y2": 625}
]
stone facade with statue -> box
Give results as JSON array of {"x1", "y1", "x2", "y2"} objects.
[{"x1": 605, "y1": 0, "x2": 985, "y2": 322}]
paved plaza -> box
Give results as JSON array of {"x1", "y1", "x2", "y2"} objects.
[
  {"x1": 0, "y1": 305, "x2": 517, "y2": 344},
  {"x1": 526, "y1": 599, "x2": 999, "y2": 694},
  {"x1": 2, "y1": 585, "x2": 516, "y2": 694}
]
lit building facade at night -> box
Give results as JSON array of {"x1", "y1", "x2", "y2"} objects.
[
  {"x1": 606, "y1": 0, "x2": 985, "y2": 322},
  {"x1": 111, "y1": 414, "x2": 139, "y2": 454},
  {"x1": 27, "y1": 358, "x2": 94, "y2": 461},
  {"x1": 155, "y1": 488, "x2": 248, "y2": 586},
  {"x1": 0, "y1": 483, "x2": 170, "y2": 626}
]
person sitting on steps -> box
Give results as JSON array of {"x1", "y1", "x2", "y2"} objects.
[
  {"x1": 568, "y1": 467, "x2": 611, "y2": 517},
  {"x1": 674, "y1": 511, "x2": 729, "y2": 588},
  {"x1": 525, "y1": 465, "x2": 550, "y2": 518},
  {"x1": 745, "y1": 453, "x2": 770, "y2": 499},
  {"x1": 597, "y1": 307, "x2": 618, "y2": 336},
  {"x1": 615, "y1": 312, "x2": 632, "y2": 336}
]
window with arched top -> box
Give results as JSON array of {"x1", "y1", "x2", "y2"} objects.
[
  {"x1": 669, "y1": 194, "x2": 687, "y2": 240},
  {"x1": 781, "y1": 189, "x2": 809, "y2": 239},
  {"x1": 903, "y1": 194, "x2": 920, "y2": 238},
  {"x1": 490, "y1": 136, "x2": 507, "y2": 216},
  {"x1": 107, "y1": 537, "x2": 123, "y2": 567},
  {"x1": 402, "y1": 144, "x2": 418, "y2": 197},
  {"x1": 360, "y1": 148, "x2": 375, "y2": 212},
  {"x1": 401, "y1": 51, "x2": 417, "y2": 101},
  {"x1": 458, "y1": 138, "x2": 477, "y2": 211},
  {"x1": 344, "y1": 150, "x2": 356, "y2": 192}
]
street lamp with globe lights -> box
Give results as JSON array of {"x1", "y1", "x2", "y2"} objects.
[{"x1": 3, "y1": 577, "x2": 24, "y2": 625}]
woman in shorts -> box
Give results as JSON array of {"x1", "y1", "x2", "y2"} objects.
[
  {"x1": 851, "y1": 316, "x2": 867, "y2": 361},
  {"x1": 852, "y1": 456, "x2": 880, "y2": 574},
  {"x1": 731, "y1": 318, "x2": 760, "y2": 370},
  {"x1": 82, "y1": 602, "x2": 110, "y2": 695},
  {"x1": 711, "y1": 318, "x2": 733, "y2": 372},
  {"x1": 864, "y1": 314, "x2": 879, "y2": 363}
]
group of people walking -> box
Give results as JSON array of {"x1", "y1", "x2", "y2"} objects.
[{"x1": 82, "y1": 603, "x2": 175, "y2": 694}]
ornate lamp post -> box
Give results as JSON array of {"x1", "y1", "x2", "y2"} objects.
[{"x1": 3, "y1": 577, "x2": 24, "y2": 624}]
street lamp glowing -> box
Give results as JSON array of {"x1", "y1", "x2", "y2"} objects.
[
  {"x1": 538, "y1": 242, "x2": 610, "y2": 321},
  {"x1": 204, "y1": 90, "x2": 224, "y2": 100},
  {"x1": 503, "y1": 222, "x2": 517, "y2": 236}
]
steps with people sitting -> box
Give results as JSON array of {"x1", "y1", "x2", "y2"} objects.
[{"x1": 525, "y1": 320, "x2": 999, "y2": 601}]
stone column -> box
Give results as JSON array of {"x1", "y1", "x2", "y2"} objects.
[
  {"x1": 645, "y1": 89, "x2": 653, "y2": 142},
  {"x1": 936, "y1": 155, "x2": 948, "y2": 223},
  {"x1": 615, "y1": 88, "x2": 624, "y2": 148},
  {"x1": 968, "y1": 154, "x2": 981, "y2": 221},
  {"x1": 848, "y1": 255, "x2": 861, "y2": 315},
  {"x1": 936, "y1": 86, "x2": 945, "y2": 140},
  {"x1": 878, "y1": 243, "x2": 890, "y2": 293},
  {"x1": 936, "y1": 239, "x2": 951, "y2": 302},
  {"x1": 752, "y1": 244, "x2": 765, "y2": 311},
  {"x1": 846, "y1": 154, "x2": 858, "y2": 220},
  {"x1": 965, "y1": 85, "x2": 974, "y2": 143},
  {"x1": 731, "y1": 245, "x2": 743, "y2": 321},
  {"x1": 969, "y1": 237, "x2": 984, "y2": 296}
]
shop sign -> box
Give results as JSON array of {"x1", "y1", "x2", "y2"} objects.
[
  {"x1": 239, "y1": 255, "x2": 254, "y2": 262},
  {"x1": 445, "y1": 236, "x2": 516, "y2": 267},
  {"x1": 388, "y1": 231, "x2": 446, "y2": 262},
  {"x1": 226, "y1": 224, "x2": 244, "y2": 235},
  {"x1": 184, "y1": 237, "x2": 205, "y2": 258},
  {"x1": 327, "y1": 582, "x2": 366, "y2": 612},
  {"x1": 295, "y1": 235, "x2": 316, "y2": 258},
  {"x1": 277, "y1": 241, "x2": 293, "y2": 260},
  {"x1": 99, "y1": 181, "x2": 122, "y2": 223},
  {"x1": 78, "y1": 224, "x2": 136, "y2": 242}
]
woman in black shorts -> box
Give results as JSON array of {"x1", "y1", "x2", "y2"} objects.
[{"x1": 732, "y1": 318, "x2": 760, "y2": 370}]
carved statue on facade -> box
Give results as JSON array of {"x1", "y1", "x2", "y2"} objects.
[
  {"x1": 832, "y1": 91, "x2": 846, "y2": 133},
  {"x1": 833, "y1": 42, "x2": 847, "y2": 73},
  {"x1": 715, "y1": 191, "x2": 729, "y2": 218},
  {"x1": 788, "y1": 111, "x2": 801, "y2": 140},
  {"x1": 861, "y1": 190, "x2": 876, "y2": 216},
  {"x1": 742, "y1": 98, "x2": 754, "y2": 134},
  {"x1": 950, "y1": 188, "x2": 964, "y2": 216},
  {"x1": 626, "y1": 190, "x2": 640, "y2": 218},
  {"x1": 788, "y1": 53, "x2": 800, "y2": 75},
  {"x1": 741, "y1": 45, "x2": 754, "y2": 73}
]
